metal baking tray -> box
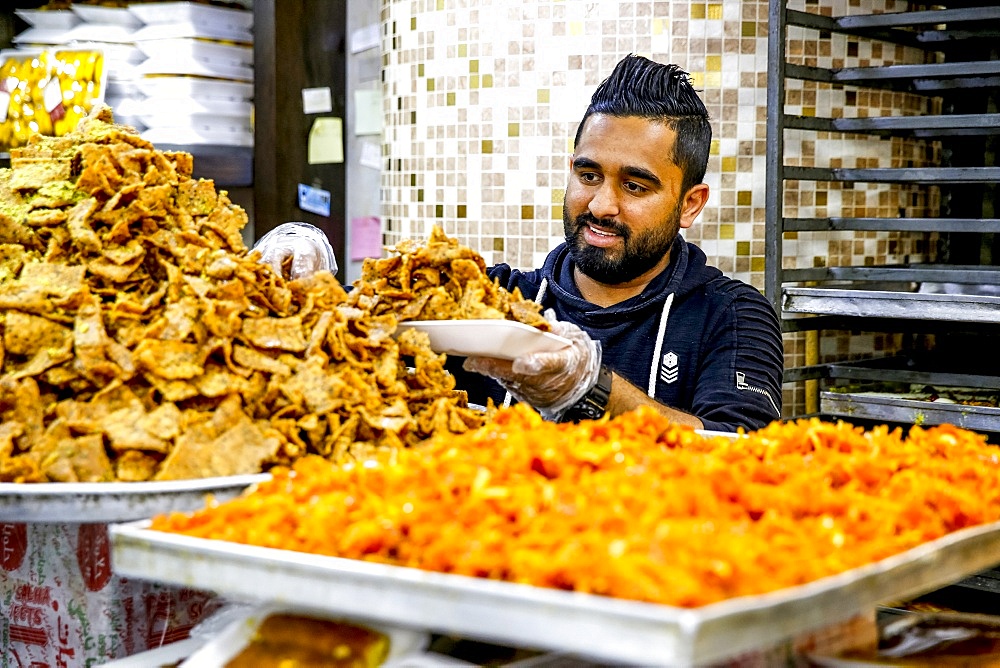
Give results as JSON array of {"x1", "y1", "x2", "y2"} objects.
[
  {"x1": 110, "y1": 519, "x2": 1000, "y2": 666},
  {"x1": 0, "y1": 474, "x2": 268, "y2": 524},
  {"x1": 821, "y1": 391, "x2": 1000, "y2": 432},
  {"x1": 782, "y1": 287, "x2": 1000, "y2": 322}
]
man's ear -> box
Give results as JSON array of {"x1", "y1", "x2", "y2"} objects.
[{"x1": 679, "y1": 183, "x2": 710, "y2": 229}]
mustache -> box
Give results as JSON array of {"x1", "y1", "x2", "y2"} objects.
[{"x1": 574, "y1": 213, "x2": 629, "y2": 238}]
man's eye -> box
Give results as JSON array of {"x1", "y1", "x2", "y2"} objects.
[
  {"x1": 623, "y1": 181, "x2": 648, "y2": 194},
  {"x1": 580, "y1": 172, "x2": 600, "y2": 183}
]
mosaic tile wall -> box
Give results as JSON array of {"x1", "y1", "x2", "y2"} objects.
[{"x1": 378, "y1": 0, "x2": 940, "y2": 417}]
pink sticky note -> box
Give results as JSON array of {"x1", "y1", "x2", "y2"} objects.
[{"x1": 350, "y1": 216, "x2": 382, "y2": 260}]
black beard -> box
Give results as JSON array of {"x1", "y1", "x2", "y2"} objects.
[{"x1": 564, "y1": 212, "x2": 678, "y2": 285}]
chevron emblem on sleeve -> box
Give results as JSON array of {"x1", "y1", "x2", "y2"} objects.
[{"x1": 659, "y1": 351, "x2": 678, "y2": 384}]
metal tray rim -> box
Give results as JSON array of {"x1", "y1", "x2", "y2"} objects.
[
  {"x1": 0, "y1": 473, "x2": 270, "y2": 497},
  {"x1": 109, "y1": 517, "x2": 1000, "y2": 665},
  {"x1": 0, "y1": 474, "x2": 270, "y2": 523}
]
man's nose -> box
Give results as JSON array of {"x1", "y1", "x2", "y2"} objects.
[{"x1": 588, "y1": 182, "x2": 620, "y2": 219}]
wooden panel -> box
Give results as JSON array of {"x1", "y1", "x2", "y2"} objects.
[{"x1": 253, "y1": 0, "x2": 347, "y2": 277}]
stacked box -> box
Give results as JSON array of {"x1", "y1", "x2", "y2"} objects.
[{"x1": 128, "y1": 2, "x2": 255, "y2": 148}]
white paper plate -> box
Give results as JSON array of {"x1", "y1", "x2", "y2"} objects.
[{"x1": 396, "y1": 320, "x2": 570, "y2": 360}]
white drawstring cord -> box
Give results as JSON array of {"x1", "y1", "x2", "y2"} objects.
[
  {"x1": 502, "y1": 277, "x2": 550, "y2": 408},
  {"x1": 647, "y1": 292, "x2": 674, "y2": 398}
]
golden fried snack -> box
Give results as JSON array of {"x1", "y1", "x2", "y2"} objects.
[
  {"x1": 0, "y1": 107, "x2": 489, "y2": 482},
  {"x1": 348, "y1": 226, "x2": 550, "y2": 331},
  {"x1": 225, "y1": 614, "x2": 390, "y2": 668}
]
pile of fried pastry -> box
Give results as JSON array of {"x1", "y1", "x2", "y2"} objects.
[{"x1": 0, "y1": 107, "x2": 544, "y2": 483}]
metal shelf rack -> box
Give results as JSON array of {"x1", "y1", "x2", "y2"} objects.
[{"x1": 766, "y1": 0, "x2": 1000, "y2": 428}]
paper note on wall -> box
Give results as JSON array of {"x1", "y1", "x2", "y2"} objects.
[
  {"x1": 308, "y1": 117, "x2": 344, "y2": 164},
  {"x1": 359, "y1": 140, "x2": 381, "y2": 170},
  {"x1": 350, "y1": 24, "x2": 379, "y2": 54},
  {"x1": 351, "y1": 216, "x2": 382, "y2": 260},
  {"x1": 354, "y1": 89, "x2": 383, "y2": 136},
  {"x1": 302, "y1": 87, "x2": 332, "y2": 114}
]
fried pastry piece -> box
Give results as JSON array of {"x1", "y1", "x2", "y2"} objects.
[{"x1": 225, "y1": 614, "x2": 390, "y2": 668}]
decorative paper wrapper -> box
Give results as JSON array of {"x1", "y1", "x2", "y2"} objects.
[
  {"x1": 0, "y1": 49, "x2": 107, "y2": 150},
  {"x1": 0, "y1": 522, "x2": 217, "y2": 667}
]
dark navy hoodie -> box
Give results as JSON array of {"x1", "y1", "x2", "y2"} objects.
[{"x1": 452, "y1": 237, "x2": 784, "y2": 433}]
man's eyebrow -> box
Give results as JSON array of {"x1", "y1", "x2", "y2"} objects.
[
  {"x1": 572, "y1": 157, "x2": 663, "y2": 188},
  {"x1": 622, "y1": 166, "x2": 662, "y2": 187}
]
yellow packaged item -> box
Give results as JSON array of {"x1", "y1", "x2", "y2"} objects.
[{"x1": 0, "y1": 48, "x2": 105, "y2": 150}]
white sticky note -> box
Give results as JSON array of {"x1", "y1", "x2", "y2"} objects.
[
  {"x1": 359, "y1": 139, "x2": 381, "y2": 170},
  {"x1": 350, "y1": 24, "x2": 379, "y2": 54},
  {"x1": 302, "y1": 87, "x2": 332, "y2": 114},
  {"x1": 308, "y1": 117, "x2": 344, "y2": 164},
  {"x1": 354, "y1": 89, "x2": 383, "y2": 136}
]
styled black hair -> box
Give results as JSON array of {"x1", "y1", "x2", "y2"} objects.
[{"x1": 574, "y1": 55, "x2": 712, "y2": 196}]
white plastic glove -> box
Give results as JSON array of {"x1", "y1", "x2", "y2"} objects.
[
  {"x1": 252, "y1": 222, "x2": 338, "y2": 279},
  {"x1": 463, "y1": 310, "x2": 602, "y2": 420}
]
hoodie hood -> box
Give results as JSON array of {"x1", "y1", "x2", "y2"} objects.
[{"x1": 537, "y1": 236, "x2": 724, "y2": 327}]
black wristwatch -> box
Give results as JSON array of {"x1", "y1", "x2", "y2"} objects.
[{"x1": 562, "y1": 365, "x2": 613, "y2": 422}]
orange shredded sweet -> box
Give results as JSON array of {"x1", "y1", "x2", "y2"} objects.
[{"x1": 150, "y1": 406, "x2": 1000, "y2": 607}]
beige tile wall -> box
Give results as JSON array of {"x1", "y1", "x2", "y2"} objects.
[{"x1": 378, "y1": 0, "x2": 940, "y2": 417}]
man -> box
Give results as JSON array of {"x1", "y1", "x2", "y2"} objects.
[
  {"x1": 257, "y1": 55, "x2": 784, "y2": 433},
  {"x1": 456, "y1": 55, "x2": 784, "y2": 432}
]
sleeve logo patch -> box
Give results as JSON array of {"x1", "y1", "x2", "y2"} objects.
[{"x1": 659, "y1": 351, "x2": 678, "y2": 384}]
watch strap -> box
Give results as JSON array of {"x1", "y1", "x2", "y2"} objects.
[{"x1": 562, "y1": 365, "x2": 613, "y2": 422}]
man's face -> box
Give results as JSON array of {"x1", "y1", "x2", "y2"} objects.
[{"x1": 563, "y1": 114, "x2": 694, "y2": 286}]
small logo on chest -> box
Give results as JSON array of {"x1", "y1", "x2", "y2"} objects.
[{"x1": 659, "y1": 351, "x2": 678, "y2": 384}]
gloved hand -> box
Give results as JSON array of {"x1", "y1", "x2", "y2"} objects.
[
  {"x1": 252, "y1": 222, "x2": 338, "y2": 279},
  {"x1": 463, "y1": 310, "x2": 602, "y2": 420}
]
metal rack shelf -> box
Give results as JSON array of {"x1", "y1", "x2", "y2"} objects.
[{"x1": 766, "y1": 0, "x2": 1000, "y2": 432}]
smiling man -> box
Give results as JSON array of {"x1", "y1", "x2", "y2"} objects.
[{"x1": 459, "y1": 54, "x2": 784, "y2": 432}]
